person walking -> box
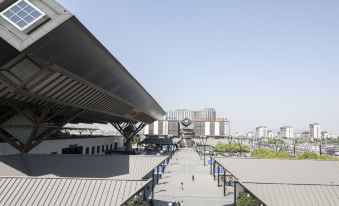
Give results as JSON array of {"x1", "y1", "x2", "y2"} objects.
[
  {"x1": 180, "y1": 181, "x2": 184, "y2": 190},
  {"x1": 192, "y1": 175, "x2": 195, "y2": 182}
]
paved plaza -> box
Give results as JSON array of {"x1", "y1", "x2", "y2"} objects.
[{"x1": 154, "y1": 149, "x2": 233, "y2": 206}]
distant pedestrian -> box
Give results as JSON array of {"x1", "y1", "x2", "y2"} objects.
[
  {"x1": 192, "y1": 175, "x2": 195, "y2": 182},
  {"x1": 180, "y1": 181, "x2": 184, "y2": 190}
]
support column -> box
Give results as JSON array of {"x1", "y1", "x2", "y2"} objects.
[
  {"x1": 157, "y1": 166, "x2": 159, "y2": 184},
  {"x1": 217, "y1": 164, "x2": 220, "y2": 187},
  {"x1": 213, "y1": 161, "x2": 216, "y2": 180},
  {"x1": 161, "y1": 162, "x2": 165, "y2": 178},
  {"x1": 152, "y1": 169, "x2": 155, "y2": 202},
  {"x1": 223, "y1": 169, "x2": 226, "y2": 196},
  {"x1": 210, "y1": 156, "x2": 212, "y2": 175},
  {"x1": 234, "y1": 181, "x2": 238, "y2": 206}
]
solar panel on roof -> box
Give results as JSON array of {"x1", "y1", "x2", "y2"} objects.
[{"x1": 0, "y1": 0, "x2": 45, "y2": 31}]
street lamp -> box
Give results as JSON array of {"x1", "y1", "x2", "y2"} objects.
[
  {"x1": 317, "y1": 138, "x2": 324, "y2": 156},
  {"x1": 292, "y1": 138, "x2": 297, "y2": 158},
  {"x1": 202, "y1": 136, "x2": 208, "y2": 166}
]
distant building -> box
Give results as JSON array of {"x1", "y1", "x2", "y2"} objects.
[
  {"x1": 310, "y1": 123, "x2": 321, "y2": 139},
  {"x1": 164, "y1": 108, "x2": 217, "y2": 121},
  {"x1": 194, "y1": 120, "x2": 230, "y2": 137},
  {"x1": 164, "y1": 109, "x2": 197, "y2": 121},
  {"x1": 246, "y1": 132, "x2": 255, "y2": 138},
  {"x1": 196, "y1": 108, "x2": 217, "y2": 121},
  {"x1": 280, "y1": 126, "x2": 294, "y2": 139},
  {"x1": 256, "y1": 126, "x2": 268, "y2": 138},
  {"x1": 322, "y1": 131, "x2": 330, "y2": 139},
  {"x1": 267, "y1": 130, "x2": 274, "y2": 138},
  {"x1": 300, "y1": 131, "x2": 310, "y2": 140},
  {"x1": 141, "y1": 120, "x2": 180, "y2": 137}
]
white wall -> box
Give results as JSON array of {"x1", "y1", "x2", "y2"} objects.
[
  {"x1": 0, "y1": 136, "x2": 124, "y2": 156},
  {"x1": 205, "y1": 122, "x2": 210, "y2": 136},
  {"x1": 154, "y1": 121, "x2": 159, "y2": 135},
  {"x1": 215, "y1": 122, "x2": 220, "y2": 136},
  {"x1": 163, "y1": 121, "x2": 168, "y2": 135},
  {"x1": 144, "y1": 125, "x2": 149, "y2": 135}
]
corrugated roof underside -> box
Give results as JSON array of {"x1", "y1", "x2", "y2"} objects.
[
  {"x1": 215, "y1": 158, "x2": 339, "y2": 185},
  {"x1": 0, "y1": 177, "x2": 148, "y2": 206},
  {"x1": 243, "y1": 183, "x2": 339, "y2": 206},
  {"x1": 0, "y1": 154, "x2": 167, "y2": 179}
]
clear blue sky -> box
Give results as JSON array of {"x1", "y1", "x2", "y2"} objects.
[{"x1": 58, "y1": 0, "x2": 339, "y2": 133}]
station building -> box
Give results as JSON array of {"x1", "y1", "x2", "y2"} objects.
[{"x1": 0, "y1": 0, "x2": 166, "y2": 205}]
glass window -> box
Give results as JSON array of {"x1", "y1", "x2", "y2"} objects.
[
  {"x1": 16, "y1": 20, "x2": 27, "y2": 28},
  {"x1": 11, "y1": 5, "x2": 20, "y2": 13},
  {"x1": 24, "y1": 15, "x2": 34, "y2": 23},
  {"x1": 17, "y1": 10, "x2": 27, "y2": 18},
  {"x1": 10, "y1": 15, "x2": 20, "y2": 23},
  {"x1": 0, "y1": 0, "x2": 45, "y2": 31},
  {"x1": 24, "y1": 5, "x2": 34, "y2": 13},
  {"x1": 30, "y1": 10, "x2": 41, "y2": 18},
  {"x1": 17, "y1": 1, "x2": 28, "y2": 9},
  {"x1": 3, "y1": 10, "x2": 14, "y2": 18}
]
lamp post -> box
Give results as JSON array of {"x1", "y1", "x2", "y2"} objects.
[
  {"x1": 292, "y1": 138, "x2": 297, "y2": 158},
  {"x1": 227, "y1": 135, "x2": 233, "y2": 155},
  {"x1": 202, "y1": 136, "x2": 208, "y2": 166},
  {"x1": 318, "y1": 138, "x2": 324, "y2": 156}
]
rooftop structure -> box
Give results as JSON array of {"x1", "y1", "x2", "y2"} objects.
[
  {"x1": 0, "y1": 154, "x2": 168, "y2": 179},
  {"x1": 0, "y1": 177, "x2": 151, "y2": 206},
  {"x1": 213, "y1": 158, "x2": 339, "y2": 206},
  {"x1": 0, "y1": 0, "x2": 165, "y2": 153}
]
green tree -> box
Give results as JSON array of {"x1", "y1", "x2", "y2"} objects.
[
  {"x1": 126, "y1": 196, "x2": 145, "y2": 206},
  {"x1": 252, "y1": 148, "x2": 290, "y2": 159},
  {"x1": 237, "y1": 192, "x2": 261, "y2": 206},
  {"x1": 296, "y1": 151, "x2": 319, "y2": 160}
]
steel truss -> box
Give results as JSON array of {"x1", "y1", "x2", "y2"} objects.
[
  {"x1": 111, "y1": 121, "x2": 146, "y2": 150},
  {"x1": 0, "y1": 100, "x2": 83, "y2": 153}
]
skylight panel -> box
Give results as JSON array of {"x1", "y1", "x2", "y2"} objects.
[{"x1": 0, "y1": 0, "x2": 45, "y2": 31}]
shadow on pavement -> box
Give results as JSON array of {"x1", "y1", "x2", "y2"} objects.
[
  {"x1": 153, "y1": 200, "x2": 170, "y2": 206},
  {"x1": 155, "y1": 189, "x2": 167, "y2": 194}
]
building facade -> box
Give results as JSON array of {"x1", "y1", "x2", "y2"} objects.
[
  {"x1": 196, "y1": 108, "x2": 217, "y2": 121},
  {"x1": 310, "y1": 123, "x2": 321, "y2": 139},
  {"x1": 141, "y1": 120, "x2": 180, "y2": 137},
  {"x1": 256, "y1": 126, "x2": 268, "y2": 138},
  {"x1": 280, "y1": 126, "x2": 294, "y2": 139},
  {"x1": 194, "y1": 120, "x2": 230, "y2": 137},
  {"x1": 0, "y1": 136, "x2": 124, "y2": 156},
  {"x1": 141, "y1": 119, "x2": 230, "y2": 138},
  {"x1": 267, "y1": 130, "x2": 274, "y2": 138}
]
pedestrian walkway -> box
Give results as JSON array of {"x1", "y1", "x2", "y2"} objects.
[{"x1": 153, "y1": 149, "x2": 233, "y2": 206}]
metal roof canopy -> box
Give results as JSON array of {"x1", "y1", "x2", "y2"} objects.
[
  {"x1": 0, "y1": 176, "x2": 151, "y2": 206},
  {"x1": 0, "y1": 154, "x2": 168, "y2": 179},
  {"x1": 240, "y1": 182, "x2": 339, "y2": 206},
  {"x1": 213, "y1": 158, "x2": 339, "y2": 206},
  {"x1": 0, "y1": 0, "x2": 165, "y2": 153}
]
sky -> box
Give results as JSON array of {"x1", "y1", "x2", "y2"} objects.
[{"x1": 58, "y1": 0, "x2": 339, "y2": 133}]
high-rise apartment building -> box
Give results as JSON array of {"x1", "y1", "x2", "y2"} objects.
[
  {"x1": 310, "y1": 123, "x2": 321, "y2": 139},
  {"x1": 256, "y1": 126, "x2": 268, "y2": 138},
  {"x1": 280, "y1": 126, "x2": 294, "y2": 138},
  {"x1": 196, "y1": 108, "x2": 217, "y2": 121},
  {"x1": 163, "y1": 109, "x2": 197, "y2": 121}
]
